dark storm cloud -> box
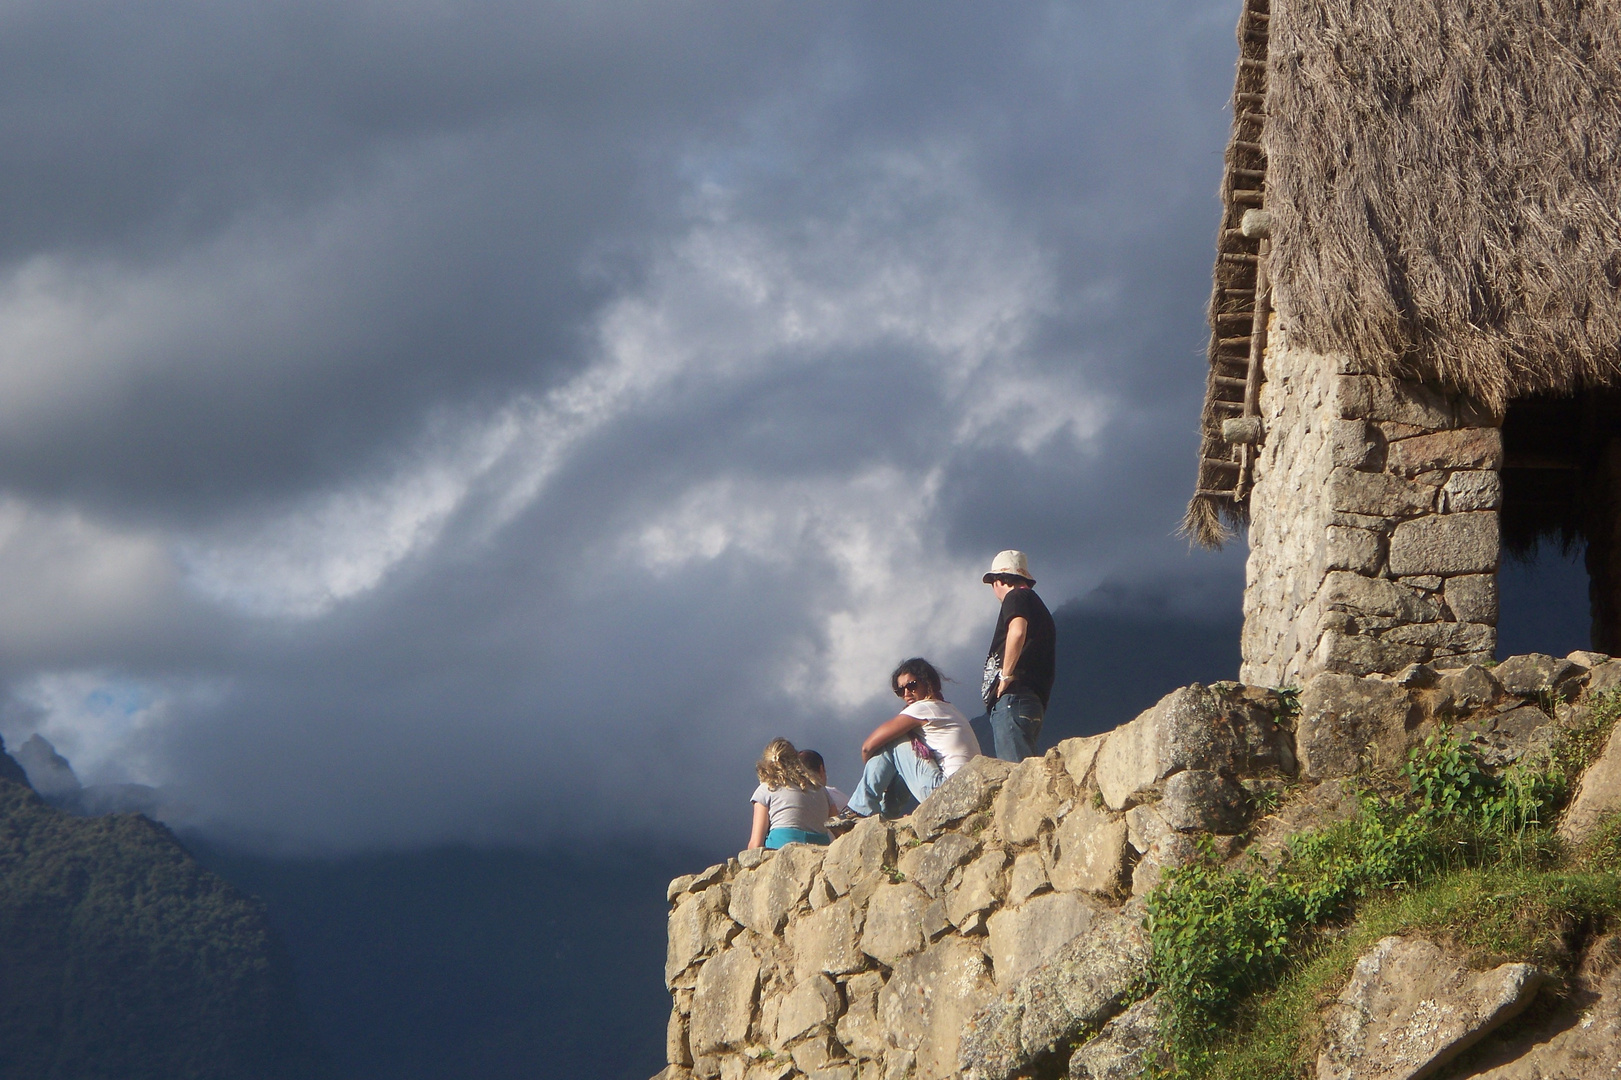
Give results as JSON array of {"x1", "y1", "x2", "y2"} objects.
[{"x1": 0, "y1": 0, "x2": 1249, "y2": 849}]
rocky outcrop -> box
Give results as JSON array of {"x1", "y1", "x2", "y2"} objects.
[
  {"x1": 656, "y1": 651, "x2": 1621, "y2": 1080},
  {"x1": 1317, "y1": 937, "x2": 1543, "y2": 1080}
]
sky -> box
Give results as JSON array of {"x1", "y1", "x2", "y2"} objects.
[{"x1": 0, "y1": 0, "x2": 1268, "y2": 853}]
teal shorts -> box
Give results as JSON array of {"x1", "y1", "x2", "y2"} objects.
[{"x1": 764, "y1": 827, "x2": 832, "y2": 849}]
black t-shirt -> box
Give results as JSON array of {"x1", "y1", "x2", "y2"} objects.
[{"x1": 983, "y1": 587, "x2": 1056, "y2": 710}]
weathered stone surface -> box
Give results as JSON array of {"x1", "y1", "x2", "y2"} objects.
[
  {"x1": 1465, "y1": 704, "x2": 1559, "y2": 767},
  {"x1": 668, "y1": 873, "x2": 699, "y2": 903},
  {"x1": 861, "y1": 883, "x2": 930, "y2": 967},
  {"x1": 1493, "y1": 653, "x2": 1587, "y2": 700},
  {"x1": 1094, "y1": 685, "x2": 1293, "y2": 811},
  {"x1": 959, "y1": 910, "x2": 1152, "y2": 1080},
  {"x1": 825, "y1": 817, "x2": 897, "y2": 896},
  {"x1": 787, "y1": 898, "x2": 866, "y2": 982},
  {"x1": 1160, "y1": 769, "x2": 1249, "y2": 833},
  {"x1": 731, "y1": 845, "x2": 825, "y2": 936},
  {"x1": 994, "y1": 756, "x2": 1064, "y2": 845},
  {"x1": 1330, "y1": 418, "x2": 1378, "y2": 469},
  {"x1": 946, "y1": 848, "x2": 1009, "y2": 928},
  {"x1": 776, "y1": 974, "x2": 840, "y2": 1047},
  {"x1": 668, "y1": 1005, "x2": 693, "y2": 1066},
  {"x1": 1124, "y1": 804, "x2": 1169, "y2": 855},
  {"x1": 1312, "y1": 630, "x2": 1428, "y2": 678},
  {"x1": 1586, "y1": 659, "x2": 1621, "y2": 697},
  {"x1": 738, "y1": 847, "x2": 773, "y2": 870},
  {"x1": 879, "y1": 937, "x2": 995, "y2": 1080},
  {"x1": 1385, "y1": 428, "x2": 1502, "y2": 478},
  {"x1": 1067, "y1": 994, "x2": 1163, "y2": 1080},
  {"x1": 1336, "y1": 376, "x2": 1458, "y2": 428},
  {"x1": 1440, "y1": 470, "x2": 1502, "y2": 513},
  {"x1": 894, "y1": 830, "x2": 979, "y2": 898},
  {"x1": 835, "y1": 971, "x2": 887, "y2": 1061},
  {"x1": 1558, "y1": 721, "x2": 1621, "y2": 845},
  {"x1": 1328, "y1": 467, "x2": 1436, "y2": 517},
  {"x1": 1321, "y1": 571, "x2": 1440, "y2": 623},
  {"x1": 913, "y1": 756, "x2": 1014, "y2": 840},
  {"x1": 1381, "y1": 621, "x2": 1495, "y2": 654},
  {"x1": 1432, "y1": 664, "x2": 1503, "y2": 714},
  {"x1": 668, "y1": 884, "x2": 738, "y2": 985},
  {"x1": 1442, "y1": 574, "x2": 1498, "y2": 625},
  {"x1": 1056, "y1": 735, "x2": 1105, "y2": 788},
  {"x1": 1006, "y1": 850, "x2": 1049, "y2": 907},
  {"x1": 1387, "y1": 512, "x2": 1498, "y2": 576},
  {"x1": 1467, "y1": 959, "x2": 1621, "y2": 1079},
  {"x1": 1130, "y1": 832, "x2": 1197, "y2": 896},
  {"x1": 1051, "y1": 802, "x2": 1128, "y2": 895},
  {"x1": 690, "y1": 947, "x2": 762, "y2": 1055},
  {"x1": 1317, "y1": 936, "x2": 1542, "y2": 1080},
  {"x1": 790, "y1": 1030, "x2": 846, "y2": 1072},
  {"x1": 1322, "y1": 526, "x2": 1383, "y2": 574},
  {"x1": 986, "y1": 891, "x2": 1099, "y2": 987},
  {"x1": 1297, "y1": 673, "x2": 1419, "y2": 778}
]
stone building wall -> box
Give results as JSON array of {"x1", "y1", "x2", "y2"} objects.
[{"x1": 1242, "y1": 322, "x2": 1503, "y2": 687}]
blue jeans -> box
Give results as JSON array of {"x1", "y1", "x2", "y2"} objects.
[
  {"x1": 979, "y1": 691, "x2": 1044, "y2": 762},
  {"x1": 847, "y1": 741, "x2": 944, "y2": 817}
]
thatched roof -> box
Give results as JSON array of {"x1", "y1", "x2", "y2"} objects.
[
  {"x1": 1186, "y1": 0, "x2": 1621, "y2": 546},
  {"x1": 1270, "y1": 0, "x2": 1621, "y2": 405}
]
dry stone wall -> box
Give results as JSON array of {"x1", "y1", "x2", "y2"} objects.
[
  {"x1": 1243, "y1": 323, "x2": 1502, "y2": 687},
  {"x1": 655, "y1": 651, "x2": 1621, "y2": 1080}
]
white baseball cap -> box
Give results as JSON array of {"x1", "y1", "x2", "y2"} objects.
[{"x1": 982, "y1": 550, "x2": 1034, "y2": 584}]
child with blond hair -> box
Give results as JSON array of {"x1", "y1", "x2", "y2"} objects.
[{"x1": 748, "y1": 738, "x2": 836, "y2": 850}]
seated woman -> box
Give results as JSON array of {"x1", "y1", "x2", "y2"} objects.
[
  {"x1": 844, "y1": 658, "x2": 981, "y2": 819},
  {"x1": 748, "y1": 737, "x2": 836, "y2": 850}
]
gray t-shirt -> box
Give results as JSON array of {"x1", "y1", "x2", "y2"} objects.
[{"x1": 752, "y1": 783, "x2": 835, "y2": 833}]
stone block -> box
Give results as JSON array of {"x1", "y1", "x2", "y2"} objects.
[
  {"x1": 1587, "y1": 660, "x2": 1621, "y2": 698},
  {"x1": 1296, "y1": 673, "x2": 1420, "y2": 778},
  {"x1": 1313, "y1": 629, "x2": 1428, "y2": 677},
  {"x1": 1440, "y1": 469, "x2": 1502, "y2": 512},
  {"x1": 895, "y1": 831, "x2": 979, "y2": 899},
  {"x1": 912, "y1": 755, "x2": 1013, "y2": 840},
  {"x1": 776, "y1": 974, "x2": 840, "y2": 1047},
  {"x1": 835, "y1": 971, "x2": 887, "y2": 1061},
  {"x1": 1381, "y1": 622, "x2": 1495, "y2": 654},
  {"x1": 993, "y1": 756, "x2": 1063, "y2": 846},
  {"x1": 1335, "y1": 376, "x2": 1457, "y2": 428},
  {"x1": 1321, "y1": 571, "x2": 1439, "y2": 622},
  {"x1": 669, "y1": 1005, "x2": 693, "y2": 1066},
  {"x1": 879, "y1": 938, "x2": 994, "y2": 1080},
  {"x1": 1005, "y1": 851, "x2": 1049, "y2": 907},
  {"x1": 860, "y1": 884, "x2": 930, "y2": 967},
  {"x1": 986, "y1": 891, "x2": 1098, "y2": 986},
  {"x1": 1464, "y1": 704, "x2": 1559, "y2": 768},
  {"x1": 1432, "y1": 664, "x2": 1504, "y2": 714},
  {"x1": 1558, "y1": 722, "x2": 1621, "y2": 845},
  {"x1": 1093, "y1": 685, "x2": 1294, "y2": 810},
  {"x1": 1444, "y1": 574, "x2": 1498, "y2": 624},
  {"x1": 1328, "y1": 467, "x2": 1436, "y2": 516},
  {"x1": 1124, "y1": 804, "x2": 1169, "y2": 855},
  {"x1": 1159, "y1": 769, "x2": 1249, "y2": 833},
  {"x1": 730, "y1": 845, "x2": 825, "y2": 936},
  {"x1": 1387, "y1": 512, "x2": 1499, "y2": 576},
  {"x1": 1322, "y1": 526, "x2": 1383, "y2": 574},
  {"x1": 1049, "y1": 802, "x2": 1127, "y2": 895},
  {"x1": 1130, "y1": 832, "x2": 1197, "y2": 896},
  {"x1": 787, "y1": 898, "x2": 866, "y2": 982},
  {"x1": 1329, "y1": 418, "x2": 1378, "y2": 469},
  {"x1": 921, "y1": 898, "x2": 950, "y2": 941},
  {"x1": 825, "y1": 817, "x2": 896, "y2": 896},
  {"x1": 1385, "y1": 427, "x2": 1502, "y2": 478},
  {"x1": 1067, "y1": 994, "x2": 1164, "y2": 1080},
  {"x1": 789, "y1": 1031, "x2": 846, "y2": 1072},
  {"x1": 945, "y1": 848, "x2": 1008, "y2": 928},
  {"x1": 690, "y1": 947, "x2": 762, "y2": 1055},
  {"x1": 668, "y1": 885, "x2": 739, "y2": 986},
  {"x1": 1317, "y1": 936, "x2": 1542, "y2": 1080},
  {"x1": 1056, "y1": 734, "x2": 1105, "y2": 788},
  {"x1": 958, "y1": 910, "x2": 1151, "y2": 1080},
  {"x1": 1493, "y1": 653, "x2": 1588, "y2": 700}
]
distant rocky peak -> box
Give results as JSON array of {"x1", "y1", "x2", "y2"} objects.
[{"x1": 14, "y1": 734, "x2": 82, "y2": 798}]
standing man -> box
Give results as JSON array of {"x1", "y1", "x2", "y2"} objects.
[{"x1": 978, "y1": 550, "x2": 1056, "y2": 761}]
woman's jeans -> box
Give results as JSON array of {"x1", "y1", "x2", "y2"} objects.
[
  {"x1": 847, "y1": 742, "x2": 944, "y2": 817},
  {"x1": 980, "y1": 691, "x2": 1045, "y2": 762}
]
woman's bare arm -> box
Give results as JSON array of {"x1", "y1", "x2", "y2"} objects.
[
  {"x1": 862, "y1": 713, "x2": 924, "y2": 761},
  {"x1": 747, "y1": 801, "x2": 770, "y2": 849}
]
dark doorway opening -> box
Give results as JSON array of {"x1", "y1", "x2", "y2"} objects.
[{"x1": 1500, "y1": 390, "x2": 1621, "y2": 654}]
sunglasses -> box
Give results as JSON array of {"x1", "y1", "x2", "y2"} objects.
[{"x1": 894, "y1": 680, "x2": 922, "y2": 697}]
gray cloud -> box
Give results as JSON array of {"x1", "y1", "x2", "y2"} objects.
[{"x1": 0, "y1": 0, "x2": 1249, "y2": 850}]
